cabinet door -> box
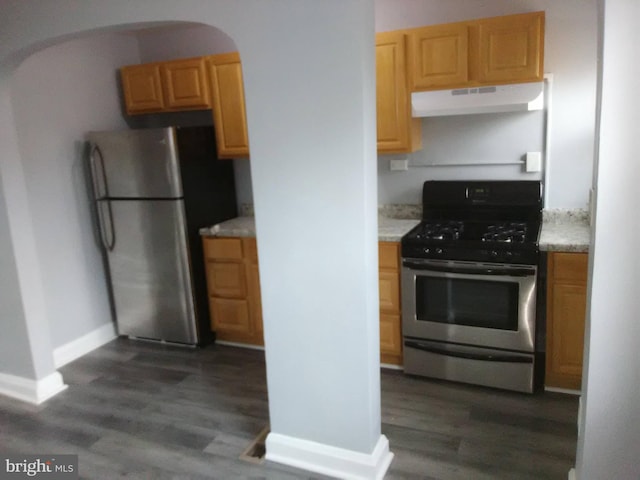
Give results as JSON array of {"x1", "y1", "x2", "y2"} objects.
[
  {"x1": 408, "y1": 22, "x2": 469, "y2": 90},
  {"x1": 209, "y1": 297, "x2": 252, "y2": 334},
  {"x1": 379, "y1": 271, "x2": 400, "y2": 313},
  {"x1": 475, "y1": 11, "x2": 544, "y2": 84},
  {"x1": 207, "y1": 52, "x2": 250, "y2": 158},
  {"x1": 379, "y1": 242, "x2": 402, "y2": 365},
  {"x1": 380, "y1": 313, "x2": 402, "y2": 356},
  {"x1": 206, "y1": 262, "x2": 246, "y2": 298},
  {"x1": 161, "y1": 57, "x2": 211, "y2": 110},
  {"x1": 546, "y1": 283, "x2": 586, "y2": 390},
  {"x1": 546, "y1": 252, "x2": 588, "y2": 390},
  {"x1": 246, "y1": 262, "x2": 263, "y2": 337},
  {"x1": 376, "y1": 32, "x2": 422, "y2": 154},
  {"x1": 120, "y1": 64, "x2": 165, "y2": 114}
]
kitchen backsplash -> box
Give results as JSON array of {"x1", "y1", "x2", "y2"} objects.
[
  {"x1": 378, "y1": 204, "x2": 422, "y2": 219},
  {"x1": 239, "y1": 203, "x2": 422, "y2": 219},
  {"x1": 240, "y1": 203, "x2": 254, "y2": 216}
]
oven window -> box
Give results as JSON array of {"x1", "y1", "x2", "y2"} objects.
[{"x1": 416, "y1": 277, "x2": 519, "y2": 330}]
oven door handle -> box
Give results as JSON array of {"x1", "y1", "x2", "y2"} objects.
[
  {"x1": 404, "y1": 340, "x2": 533, "y2": 363},
  {"x1": 402, "y1": 261, "x2": 535, "y2": 277}
]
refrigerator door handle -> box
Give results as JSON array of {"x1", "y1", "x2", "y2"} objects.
[
  {"x1": 90, "y1": 145, "x2": 116, "y2": 251},
  {"x1": 90, "y1": 144, "x2": 110, "y2": 198},
  {"x1": 96, "y1": 199, "x2": 116, "y2": 252}
]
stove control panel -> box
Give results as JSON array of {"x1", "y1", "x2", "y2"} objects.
[{"x1": 402, "y1": 244, "x2": 538, "y2": 265}]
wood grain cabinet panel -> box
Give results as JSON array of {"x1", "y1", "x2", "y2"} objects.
[
  {"x1": 203, "y1": 236, "x2": 263, "y2": 346},
  {"x1": 120, "y1": 64, "x2": 165, "y2": 114},
  {"x1": 405, "y1": 11, "x2": 544, "y2": 92},
  {"x1": 380, "y1": 313, "x2": 402, "y2": 356},
  {"x1": 121, "y1": 57, "x2": 211, "y2": 115},
  {"x1": 378, "y1": 241, "x2": 403, "y2": 365},
  {"x1": 376, "y1": 31, "x2": 422, "y2": 154},
  {"x1": 206, "y1": 262, "x2": 246, "y2": 298},
  {"x1": 206, "y1": 52, "x2": 250, "y2": 158},
  {"x1": 209, "y1": 297, "x2": 251, "y2": 334},
  {"x1": 203, "y1": 237, "x2": 243, "y2": 260},
  {"x1": 475, "y1": 11, "x2": 545, "y2": 84},
  {"x1": 546, "y1": 252, "x2": 588, "y2": 390},
  {"x1": 408, "y1": 22, "x2": 469, "y2": 90},
  {"x1": 161, "y1": 57, "x2": 211, "y2": 110},
  {"x1": 203, "y1": 238, "x2": 404, "y2": 357},
  {"x1": 379, "y1": 271, "x2": 400, "y2": 312}
]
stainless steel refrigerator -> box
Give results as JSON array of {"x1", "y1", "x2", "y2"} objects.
[{"x1": 87, "y1": 126, "x2": 237, "y2": 346}]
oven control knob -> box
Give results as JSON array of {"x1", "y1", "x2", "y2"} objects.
[
  {"x1": 423, "y1": 247, "x2": 430, "y2": 254},
  {"x1": 490, "y1": 250, "x2": 498, "y2": 257},
  {"x1": 435, "y1": 248, "x2": 443, "y2": 254}
]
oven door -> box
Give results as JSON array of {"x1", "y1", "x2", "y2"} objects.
[{"x1": 401, "y1": 258, "x2": 536, "y2": 353}]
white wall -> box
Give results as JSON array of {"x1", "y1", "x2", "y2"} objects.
[
  {"x1": 374, "y1": 0, "x2": 598, "y2": 209},
  {"x1": 0, "y1": 1, "x2": 387, "y2": 477},
  {"x1": 10, "y1": 33, "x2": 140, "y2": 349},
  {"x1": 0, "y1": 172, "x2": 35, "y2": 378},
  {"x1": 379, "y1": 110, "x2": 545, "y2": 204},
  {"x1": 0, "y1": 77, "x2": 57, "y2": 380},
  {"x1": 137, "y1": 24, "x2": 236, "y2": 62},
  {"x1": 576, "y1": 0, "x2": 640, "y2": 478}
]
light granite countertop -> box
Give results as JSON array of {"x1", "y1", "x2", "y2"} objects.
[
  {"x1": 200, "y1": 216, "x2": 419, "y2": 242},
  {"x1": 539, "y1": 209, "x2": 591, "y2": 253},
  {"x1": 200, "y1": 209, "x2": 591, "y2": 251}
]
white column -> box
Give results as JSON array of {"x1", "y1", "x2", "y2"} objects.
[
  {"x1": 0, "y1": 77, "x2": 65, "y2": 403},
  {"x1": 575, "y1": 0, "x2": 640, "y2": 478},
  {"x1": 238, "y1": 1, "x2": 392, "y2": 478}
]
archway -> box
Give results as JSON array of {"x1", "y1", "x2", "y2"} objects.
[{"x1": 0, "y1": 2, "x2": 389, "y2": 478}]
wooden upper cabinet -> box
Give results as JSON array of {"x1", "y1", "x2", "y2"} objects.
[
  {"x1": 160, "y1": 57, "x2": 211, "y2": 110},
  {"x1": 406, "y1": 11, "x2": 544, "y2": 91},
  {"x1": 376, "y1": 31, "x2": 422, "y2": 154},
  {"x1": 407, "y1": 22, "x2": 469, "y2": 90},
  {"x1": 475, "y1": 11, "x2": 545, "y2": 84},
  {"x1": 206, "y1": 52, "x2": 250, "y2": 158},
  {"x1": 120, "y1": 64, "x2": 165, "y2": 114},
  {"x1": 121, "y1": 57, "x2": 210, "y2": 115}
]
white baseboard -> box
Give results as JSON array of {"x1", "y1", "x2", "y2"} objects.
[
  {"x1": 380, "y1": 363, "x2": 403, "y2": 371},
  {"x1": 215, "y1": 340, "x2": 265, "y2": 351},
  {"x1": 0, "y1": 371, "x2": 67, "y2": 404},
  {"x1": 569, "y1": 467, "x2": 577, "y2": 480},
  {"x1": 545, "y1": 386, "x2": 582, "y2": 395},
  {"x1": 265, "y1": 432, "x2": 393, "y2": 480},
  {"x1": 53, "y1": 323, "x2": 117, "y2": 368}
]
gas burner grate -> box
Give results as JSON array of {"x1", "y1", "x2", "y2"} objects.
[
  {"x1": 417, "y1": 221, "x2": 464, "y2": 241},
  {"x1": 481, "y1": 222, "x2": 528, "y2": 243}
]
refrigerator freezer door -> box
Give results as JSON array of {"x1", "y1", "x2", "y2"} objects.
[
  {"x1": 88, "y1": 128, "x2": 182, "y2": 199},
  {"x1": 106, "y1": 199, "x2": 198, "y2": 344}
]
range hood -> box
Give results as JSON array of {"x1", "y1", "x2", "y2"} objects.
[{"x1": 411, "y1": 82, "x2": 545, "y2": 117}]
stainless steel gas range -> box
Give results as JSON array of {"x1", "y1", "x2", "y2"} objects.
[{"x1": 401, "y1": 181, "x2": 542, "y2": 393}]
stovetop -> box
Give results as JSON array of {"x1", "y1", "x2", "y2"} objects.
[{"x1": 401, "y1": 181, "x2": 543, "y2": 265}]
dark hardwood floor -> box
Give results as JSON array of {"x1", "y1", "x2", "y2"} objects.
[{"x1": 0, "y1": 339, "x2": 578, "y2": 479}]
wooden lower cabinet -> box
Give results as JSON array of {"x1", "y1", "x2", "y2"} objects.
[
  {"x1": 203, "y1": 237, "x2": 263, "y2": 345},
  {"x1": 546, "y1": 252, "x2": 588, "y2": 390},
  {"x1": 203, "y1": 237, "x2": 403, "y2": 361},
  {"x1": 379, "y1": 242, "x2": 403, "y2": 365}
]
